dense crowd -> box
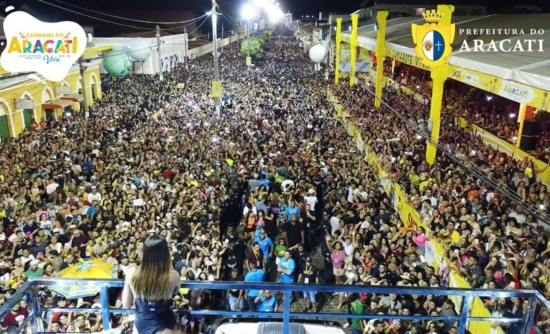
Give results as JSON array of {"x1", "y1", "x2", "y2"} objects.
[
  {"x1": 377, "y1": 59, "x2": 550, "y2": 162},
  {"x1": 332, "y1": 69, "x2": 550, "y2": 332},
  {"x1": 0, "y1": 25, "x2": 548, "y2": 334}
]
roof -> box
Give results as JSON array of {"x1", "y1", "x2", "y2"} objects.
[{"x1": 341, "y1": 13, "x2": 550, "y2": 93}]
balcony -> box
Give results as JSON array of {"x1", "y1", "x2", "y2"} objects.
[{"x1": 2, "y1": 278, "x2": 549, "y2": 333}]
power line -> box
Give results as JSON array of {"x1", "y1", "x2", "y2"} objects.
[
  {"x1": 43, "y1": 0, "x2": 208, "y2": 25},
  {"x1": 38, "y1": 0, "x2": 206, "y2": 32},
  {"x1": 216, "y1": 4, "x2": 241, "y2": 26},
  {"x1": 38, "y1": 0, "x2": 157, "y2": 31}
]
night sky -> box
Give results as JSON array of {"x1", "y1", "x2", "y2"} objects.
[
  {"x1": 12, "y1": 0, "x2": 550, "y2": 32},
  {"x1": 24, "y1": 0, "x2": 365, "y2": 19}
]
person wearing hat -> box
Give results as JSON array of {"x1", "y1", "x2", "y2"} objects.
[
  {"x1": 24, "y1": 259, "x2": 43, "y2": 278},
  {"x1": 350, "y1": 293, "x2": 368, "y2": 334},
  {"x1": 297, "y1": 257, "x2": 319, "y2": 313},
  {"x1": 398, "y1": 272, "x2": 414, "y2": 286},
  {"x1": 88, "y1": 185, "x2": 102, "y2": 202}
]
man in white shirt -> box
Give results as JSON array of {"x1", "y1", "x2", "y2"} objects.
[
  {"x1": 303, "y1": 189, "x2": 318, "y2": 211},
  {"x1": 509, "y1": 205, "x2": 527, "y2": 225},
  {"x1": 354, "y1": 185, "x2": 368, "y2": 202},
  {"x1": 20, "y1": 249, "x2": 35, "y2": 266},
  {"x1": 330, "y1": 212, "x2": 342, "y2": 236},
  {"x1": 88, "y1": 186, "x2": 102, "y2": 202}
]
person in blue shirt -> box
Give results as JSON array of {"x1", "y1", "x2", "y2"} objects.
[
  {"x1": 254, "y1": 290, "x2": 278, "y2": 316},
  {"x1": 284, "y1": 199, "x2": 301, "y2": 223},
  {"x1": 253, "y1": 230, "x2": 273, "y2": 267},
  {"x1": 255, "y1": 197, "x2": 268, "y2": 213},
  {"x1": 244, "y1": 262, "x2": 265, "y2": 312},
  {"x1": 277, "y1": 250, "x2": 295, "y2": 283}
]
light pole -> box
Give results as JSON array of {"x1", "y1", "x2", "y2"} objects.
[
  {"x1": 247, "y1": 17, "x2": 250, "y2": 59},
  {"x1": 184, "y1": 27, "x2": 189, "y2": 70},
  {"x1": 211, "y1": 0, "x2": 221, "y2": 117},
  {"x1": 241, "y1": 2, "x2": 256, "y2": 68},
  {"x1": 78, "y1": 58, "x2": 90, "y2": 119},
  {"x1": 156, "y1": 25, "x2": 163, "y2": 81}
]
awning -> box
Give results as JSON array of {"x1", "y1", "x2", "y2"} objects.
[
  {"x1": 60, "y1": 94, "x2": 84, "y2": 102},
  {"x1": 42, "y1": 99, "x2": 74, "y2": 109}
]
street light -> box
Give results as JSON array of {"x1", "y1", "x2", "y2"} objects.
[
  {"x1": 208, "y1": 2, "x2": 221, "y2": 116},
  {"x1": 241, "y1": 2, "x2": 257, "y2": 67}
]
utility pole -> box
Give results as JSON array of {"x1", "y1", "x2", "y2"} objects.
[
  {"x1": 184, "y1": 27, "x2": 189, "y2": 70},
  {"x1": 156, "y1": 25, "x2": 163, "y2": 81},
  {"x1": 221, "y1": 23, "x2": 224, "y2": 51},
  {"x1": 211, "y1": 0, "x2": 221, "y2": 117},
  {"x1": 247, "y1": 2, "x2": 251, "y2": 68},
  {"x1": 78, "y1": 57, "x2": 90, "y2": 119}
]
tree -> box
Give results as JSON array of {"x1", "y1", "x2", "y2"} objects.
[{"x1": 240, "y1": 28, "x2": 276, "y2": 58}]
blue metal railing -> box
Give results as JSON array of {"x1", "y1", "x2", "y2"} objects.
[{"x1": 1, "y1": 278, "x2": 550, "y2": 334}]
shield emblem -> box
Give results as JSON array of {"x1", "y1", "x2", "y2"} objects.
[{"x1": 412, "y1": 22, "x2": 455, "y2": 69}]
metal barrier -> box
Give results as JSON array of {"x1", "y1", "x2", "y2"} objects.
[{"x1": 1, "y1": 278, "x2": 550, "y2": 334}]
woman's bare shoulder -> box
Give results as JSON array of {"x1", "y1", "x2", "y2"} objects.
[
  {"x1": 170, "y1": 270, "x2": 180, "y2": 280},
  {"x1": 123, "y1": 267, "x2": 137, "y2": 282}
]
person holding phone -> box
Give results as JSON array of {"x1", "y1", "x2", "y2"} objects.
[{"x1": 122, "y1": 235, "x2": 181, "y2": 334}]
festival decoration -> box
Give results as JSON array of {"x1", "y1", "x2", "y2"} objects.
[
  {"x1": 126, "y1": 38, "x2": 152, "y2": 61},
  {"x1": 309, "y1": 44, "x2": 327, "y2": 63},
  {"x1": 102, "y1": 50, "x2": 133, "y2": 77}
]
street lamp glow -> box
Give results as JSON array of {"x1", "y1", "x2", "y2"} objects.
[
  {"x1": 248, "y1": 0, "x2": 284, "y2": 22},
  {"x1": 241, "y1": 4, "x2": 257, "y2": 19}
]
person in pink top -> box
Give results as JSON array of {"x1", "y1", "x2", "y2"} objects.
[
  {"x1": 329, "y1": 241, "x2": 346, "y2": 284},
  {"x1": 411, "y1": 227, "x2": 429, "y2": 254}
]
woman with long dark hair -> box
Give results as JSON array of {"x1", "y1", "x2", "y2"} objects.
[{"x1": 122, "y1": 235, "x2": 181, "y2": 334}]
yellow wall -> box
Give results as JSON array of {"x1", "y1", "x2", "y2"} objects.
[{"x1": 0, "y1": 63, "x2": 102, "y2": 138}]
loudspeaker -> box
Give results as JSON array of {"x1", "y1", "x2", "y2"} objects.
[
  {"x1": 522, "y1": 121, "x2": 540, "y2": 136},
  {"x1": 519, "y1": 136, "x2": 539, "y2": 152}
]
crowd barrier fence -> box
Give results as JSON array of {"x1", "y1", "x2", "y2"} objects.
[{"x1": 1, "y1": 278, "x2": 549, "y2": 334}]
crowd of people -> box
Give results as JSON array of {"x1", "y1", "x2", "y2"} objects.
[
  {"x1": 385, "y1": 62, "x2": 550, "y2": 163},
  {"x1": 331, "y1": 65, "x2": 550, "y2": 332},
  {"x1": 0, "y1": 24, "x2": 548, "y2": 334}
]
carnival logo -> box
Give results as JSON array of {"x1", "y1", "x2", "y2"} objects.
[
  {"x1": 0, "y1": 11, "x2": 87, "y2": 82},
  {"x1": 498, "y1": 80, "x2": 535, "y2": 104},
  {"x1": 412, "y1": 10, "x2": 455, "y2": 69}
]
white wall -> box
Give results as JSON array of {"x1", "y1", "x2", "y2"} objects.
[{"x1": 96, "y1": 33, "x2": 244, "y2": 75}]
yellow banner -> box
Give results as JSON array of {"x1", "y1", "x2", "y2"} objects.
[
  {"x1": 211, "y1": 81, "x2": 222, "y2": 98},
  {"x1": 448, "y1": 65, "x2": 550, "y2": 111},
  {"x1": 386, "y1": 48, "x2": 430, "y2": 71}
]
